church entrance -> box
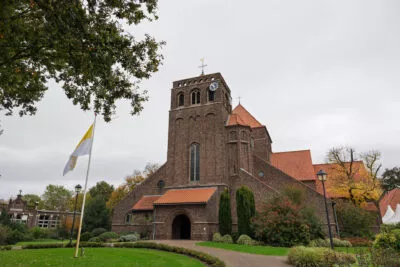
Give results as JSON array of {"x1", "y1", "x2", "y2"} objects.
[{"x1": 172, "y1": 214, "x2": 191, "y2": 240}]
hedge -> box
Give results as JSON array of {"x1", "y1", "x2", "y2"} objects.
[
  {"x1": 309, "y1": 238, "x2": 352, "y2": 248},
  {"x1": 288, "y1": 246, "x2": 356, "y2": 267},
  {"x1": 0, "y1": 245, "x2": 12, "y2": 251},
  {"x1": 114, "y1": 242, "x2": 225, "y2": 267}
]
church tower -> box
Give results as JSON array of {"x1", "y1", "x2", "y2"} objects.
[{"x1": 166, "y1": 73, "x2": 232, "y2": 186}]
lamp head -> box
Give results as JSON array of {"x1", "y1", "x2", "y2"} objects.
[
  {"x1": 75, "y1": 184, "x2": 82, "y2": 193},
  {"x1": 316, "y1": 169, "x2": 327, "y2": 182}
]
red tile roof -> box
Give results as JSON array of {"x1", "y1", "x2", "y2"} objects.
[
  {"x1": 227, "y1": 104, "x2": 263, "y2": 128},
  {"x1": 379, "y1": 189, "x2": 400, "y2": 216},
  {"x1": 154, "y1": 187, "x2": 217, "y2": 205},
  {"x1": 132, "y1": 195, "x2": 161, "y2": 211},
  {"x1": 313, "y1": 161, "x2": 368, "y2": 198},
  {"x1": 270, "y1": 150, "x2": 316, "y2": 181}
]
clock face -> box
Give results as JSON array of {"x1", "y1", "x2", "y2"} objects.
[{"x1": 209, "y1": 81, "x2": 219, "y2": 92}]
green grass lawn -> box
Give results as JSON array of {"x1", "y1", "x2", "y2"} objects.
[
  {"x1": 196, "y1": 241, "x2": 290, "y2": 256},
  {"x1": 16, "y1": 239, "x2": 72, "y2": 246},
  {"x1": 0, "y1": 248, "x2": 204, "y2": 267}
]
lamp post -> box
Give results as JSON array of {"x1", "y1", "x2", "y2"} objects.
[
  {"x1": 69, "y1": 184, "x2": 82, "y2": 246},
  {"x1": 317, "y1": 169, "x2": 334, "y2": 249}
]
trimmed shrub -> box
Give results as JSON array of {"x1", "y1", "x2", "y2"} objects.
[
  {"x1": 30, "y1": 227, "x2": 49, "y2": 239},
  {"x1": 342, "y1": 237, "x2": 372, "y2": 247},
  {"x1": 88, "y1": 236, "x2": 103, "y2": 243},
  {"x1": 218, "y1": 189, "x2": 232, "y2": 236},
  {"x1": 91, "y1": 228, "x2": 108, "y2": 237},
  {"x1": 6, "y1": 229, "x2": 25, "y2": 245},
  {"x1": 80, "y1": 242, "x2": 108, "y2": 247},
  {"x1": 236, "y1": 186, "x2": 255, "y2": 236},
  {"x1": 0, "y1": 245, "x2": 12, "y2": 251},
  {"x1": 98, "y1": 231, "x2": 119, "y2": 241},
  {"x1": 212, "y1": 233, "x2": 223, "y2": 243},
  {"x1": 80, "y1": 232, "x2": 93, "y2": 242},
  {"x1": 23, "y1": 243, "x2": 65, "y2": 249},
  {"x1": 221, "y1": 235, "x2": 233, "y2": 244},
  {"x1": 118, "y1": 234, "x2": 138, "y2": 242},
  {"x1": 309, "y1": 238, "x2": 352, "y2": 248},
  {"x1": 288, "y1": 246, "x2": 356, "y2": 267},
  {"x1": 236, "y1": 234, "x2": 255, "y2": 245}
]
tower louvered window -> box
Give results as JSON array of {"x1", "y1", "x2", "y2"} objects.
[
  {"x1": 190, "y1": 143, "x2": 200, "y2": 181},
  {"x1": 191, "y1": 90, "x2": 201, "y2": 105}
]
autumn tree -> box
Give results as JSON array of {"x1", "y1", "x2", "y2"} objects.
[
  {"x1": 0, "y1": 0, "x2": 164, "y2": 123},
  {"x1": 326, "y1": 147, "x2": 385, "y2": 221},
  {"x1": 42, "y1": 185, "x2": 72, "y2": 211},
  {"x1": 107, "y1": 163, "x2": 160, "y2": 210}
]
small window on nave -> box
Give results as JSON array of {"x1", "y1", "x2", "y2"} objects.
[
  {"x1": 191, "y1": 90, "x2": 201, "y2": 105},
  {"x1": 178, "y1": 93, "x2": 184, "y2": 107}
]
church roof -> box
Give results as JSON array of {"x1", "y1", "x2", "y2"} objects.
[
  {"x1": 132, "y1": 195, "x2": 162, "y2": 211},
  {"x1": 154, "y1": 187, "x2": 217, "y2": 205},
  {"x1": 227, "y1": 104, "x2": 263, "y2": 128},
  {"x1": 270, "y1": 150, "x2": 316, "y2": 181}
]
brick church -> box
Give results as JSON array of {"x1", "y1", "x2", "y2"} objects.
[{"x1": 111, "y1": 72, "x2": 334, "y2": 240}]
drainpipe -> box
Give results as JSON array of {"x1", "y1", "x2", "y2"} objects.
[
  {"x1": 152, "y1": 207, "x2": 157, "y2": 240},
  {"x1": 331, "y1": 201, "x2": 340, "y2": 238}
]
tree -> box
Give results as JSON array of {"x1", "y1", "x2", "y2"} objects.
[
  {"x1": 253, "y1": 196, "x2": 311, "y2": 246},
  {"x1": 218, "y1": 189, "x2": 232, "y2": 235},
  {"x1": 41, "y1": 185, "x2": 72, "y2": 211},
  {"x1": 326, "y1": 147, "x2": 382, "y2": 208},
  {"x1": 107, "y1": 163, "x2": 159, "y2": 209},
  {"x1": 0, "y1": 1, "x2": 164, "y2": 122},
  {"x1": 381, "y1": 167, "x2": 400, "y2": 192},
  {"x1": 22, "y1": 194, "x2": 43, "y2": 209},
  {"x1": 68, "y1": 192, "x2": 89, "y2": 212},
  {"x1": 83, "y1": 196, "x2": 110, "y2": 232},
  {"x1": 88, "y1": 181, "x2": 114, "y2": 201},
  {"x1": 236, "y1": 186, "x2": 255, "y2": 236}
]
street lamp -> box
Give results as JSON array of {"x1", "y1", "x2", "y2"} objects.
[
  {"x1": 69, "y1": 184, "x2": 82, "y2": 246},
  {"x1": 316, "y1": 169, "x2": 334, "y2": 249}
]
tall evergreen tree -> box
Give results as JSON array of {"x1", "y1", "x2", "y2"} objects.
[
  {"x1": 83, "y1": 196, "x2": 110, "y2": 232},
  {"x1": 218, "y1": 189, "x2": 232, "y2": 235},
  {"x1": 236, "y1": 186, "x2": 255, "y2": 236}
]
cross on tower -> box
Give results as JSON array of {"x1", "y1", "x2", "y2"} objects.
[
  {"x1": 237, "y1": 96, "x2": 242, "y2": 104},
  {"x1": 198, "y1": 58, "x2": 207, "y2": 76}
]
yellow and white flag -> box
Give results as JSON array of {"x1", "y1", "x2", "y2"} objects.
[{"x1": 63, "y1": 124, "x2": 94, "y2": 176}]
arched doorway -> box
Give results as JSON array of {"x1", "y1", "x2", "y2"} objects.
[{"x1": 172, "y1": 214, "x2": 191, "y2": 239}]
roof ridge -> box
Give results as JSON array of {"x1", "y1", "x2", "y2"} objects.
[{"x1": 273, "y1": 149, "x2": 311, "y2": 154}]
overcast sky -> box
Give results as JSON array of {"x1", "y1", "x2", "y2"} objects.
[{"x1": 1, "y1": 1, "x2": 399, "y2": 199}]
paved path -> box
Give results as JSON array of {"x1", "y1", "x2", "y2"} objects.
[{"x1": 155, "y1": 240, "x2": 291, "y2": 267}]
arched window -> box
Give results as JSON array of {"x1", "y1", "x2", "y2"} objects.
[
  {"x1": 208, "y1": 89, "x2": 215, "y2": 102},
  {"x1": 190, "y1": 143, "x2": 200, "y2": 181},
  {"x1": 191, "y1": 90, "x2": 201, "y2": 105},
  {"x1": 178, "y1": 93, "x2": 184, "y2": 107}
]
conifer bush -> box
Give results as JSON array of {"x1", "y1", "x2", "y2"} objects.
[
  {"x1": 236, "y1": 186, "x2": 255, "y2": 236},
  {"x1": 218, "y1": 189, "x2": 232, "y2": 236}
]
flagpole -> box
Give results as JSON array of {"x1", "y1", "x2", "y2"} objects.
[{"x1": 74, "y1": 114, "x2": 97, "y2": 258}]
